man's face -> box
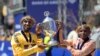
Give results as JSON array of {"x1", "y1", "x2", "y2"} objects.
[{"x1": 22, "y1": 19, "x2": 32, "y2": 31}]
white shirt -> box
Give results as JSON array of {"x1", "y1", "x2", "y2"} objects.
[{"x1": 91, "y1": 27, "x2": 100, "y2": 48}]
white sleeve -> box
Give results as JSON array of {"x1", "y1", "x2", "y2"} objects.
[
  {"x1": 90, "y1": 33, "x2": 99, "y2": 41},
  {"x1": 67, "y1": 31, "x2": 78, "y2": 41},
  {"x1": 67, "y1": 31, "x2": 73, "y2": 40}
]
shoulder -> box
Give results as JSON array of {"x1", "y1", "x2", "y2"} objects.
[
  {"x1": 30, "y1": 32, "x2": 37, "y2": 36},
  {"x1": 69, "y1": 30, "x2": 75, "y2": 34},
  {"x1": 13, "y1": 31, "x2": 21, "y2": 37},
  {"x1": 11, "y1": 31, "x2": 22, "y2": 43},
  {"x1": 68, "y1": 30, "x2": 77, "y2": 36}
]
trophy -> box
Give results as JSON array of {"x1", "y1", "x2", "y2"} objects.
[{"x1": 41, "y1": 11, "x2": 58, "y2": 46}]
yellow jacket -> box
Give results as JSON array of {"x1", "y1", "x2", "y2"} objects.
[{"x1": 11, "y1": 31, "x2": 44, "y2": 56}]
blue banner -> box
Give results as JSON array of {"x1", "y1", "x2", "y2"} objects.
[
  {"x1": 66, "y1": 0, "x2": 79, "y2": 33},
  {"x1": 14, "y1": 13, "x2": 24, "y2": 31},
  {"x1": 26, "y1": 0, "x2": 80, "y2": 34},
  {"x1": 26, "y1": 0, "x2": 58, "y2": 32},
  {"x1": 26, "y1": 0, "x2": 58, "y2": 23}
]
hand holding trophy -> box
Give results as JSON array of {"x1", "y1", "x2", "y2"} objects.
[{"x1": 58, "y1": 40, "x2": 67, "y2": 48}]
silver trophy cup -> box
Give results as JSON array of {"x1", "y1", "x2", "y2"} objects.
[{"x1": 41, "y1": 11, "x2": 58, "y2": 46}]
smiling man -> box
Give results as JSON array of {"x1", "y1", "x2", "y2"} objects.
[{"x1": 11, "y1": 15, "x2": 45, "y2": 56}]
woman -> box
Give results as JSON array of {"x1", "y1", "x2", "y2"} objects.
[{"x1": 64, "y1": 25, "x2": 95, "y2": 56}]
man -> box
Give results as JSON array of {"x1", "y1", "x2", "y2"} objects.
[{"x1": 11, "y1": 15, "x2": 45, "y2": 56}]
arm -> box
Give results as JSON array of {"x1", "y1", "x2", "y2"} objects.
[
  {"x1": 59, "y1": 39, "x2": 73, "y2": 48},
  {"x1": 81, "y1": 40, "x2": 95, "y2": 56},
  {"x1": 59, "y1": 29, "x2": 64, "y2": 43},
  {"x1": 72, "y1": 40, "x2": 95, "y2": 56},
  {"x1": 64, "y1": 39, "x2": 73, "y2": 46},
  {"x1": 11, "y1": 35, "x2": 39, "y2": 56}
]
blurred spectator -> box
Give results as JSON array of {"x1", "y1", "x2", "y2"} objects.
[
  {"x1": 86, "y1": 15, "x2": 95, "y2": 29},
  {"x1": 67, "y1": 28, "x2": 78, "y2": 42},
  {"x1": 85, "y1": 15, "x2": 97, "y2": 39},
  {"x1": 83, "y1": 0, "x2": 97, "y2": 11},
  {"x1": 6, "y1": 15, "x2": 15, "y2": 36},
  {"x1": 0, "y1": 25, "x2": 6, "y2": 41},
  {"x1": 0, "y1": 25, "x2": 5, "y2": 36},
  {"x1": 0, "y1": 0, "x2": 4, "y2": 25},
  {"x1": 35, "y1": 23, "x2": 44, "y2": 38},
  {"x1": 0, "y1": 0, "x2": 15, "y2": 41},
  {"x1": 90, "y1": 13, "x2": 100, "y2": 56},
  {"x1": 5, "y1": 15, "x2": 15, "y2": 41},
  {"x1": 67, "y1": 24, "x2": 81, "y2": 43}
]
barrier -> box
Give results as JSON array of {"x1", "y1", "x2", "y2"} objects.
[
  {"x1": 0, "y1": 41, "x2": 13, "y2": 56},
  {"x1": 94, "y1": 49, "x2": 100, "y2": 56},
  {"x1": 1, "y1": 41, "x2": 100, "y2": 56},
  {"x1": 0, "y1": 41, "x2": 72, "y2": 56}
]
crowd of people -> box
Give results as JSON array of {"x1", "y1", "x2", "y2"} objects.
[
  {"x1": 10, "y1": 12, "x2": 100, "y2": 56},
  {"x1": 0, "y1": 14, "x2": 14, "y2": 41}
]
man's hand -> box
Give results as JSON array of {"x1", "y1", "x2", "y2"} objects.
[
  {"x1": 44, "y1": 30, "x2": 56, "y2": 37},
  {"x1": 38, "y1": 44, "x2": 47, "y2": 49}
]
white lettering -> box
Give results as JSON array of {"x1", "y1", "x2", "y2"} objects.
[
  {"x1": 32, "y1": 1, "x2": 58, "y2": 5},
  {"x1": 68, "y1": 0, "x2": 76, "y2": 4}
]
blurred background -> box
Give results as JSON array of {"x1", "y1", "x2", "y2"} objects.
[{"x1": 0, "y1": 0, "x2": 100, "y2": 56}]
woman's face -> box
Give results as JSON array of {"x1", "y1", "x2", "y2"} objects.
[
  {"x1": 56, "y1": 21, "x2": 62, "y2": 30},
  {"x1": 78, "y1": 26, "x2": 91, "y2": 39},
  {"x1": 35, "y1": 24, "x2": 42, "y2": 34}
]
